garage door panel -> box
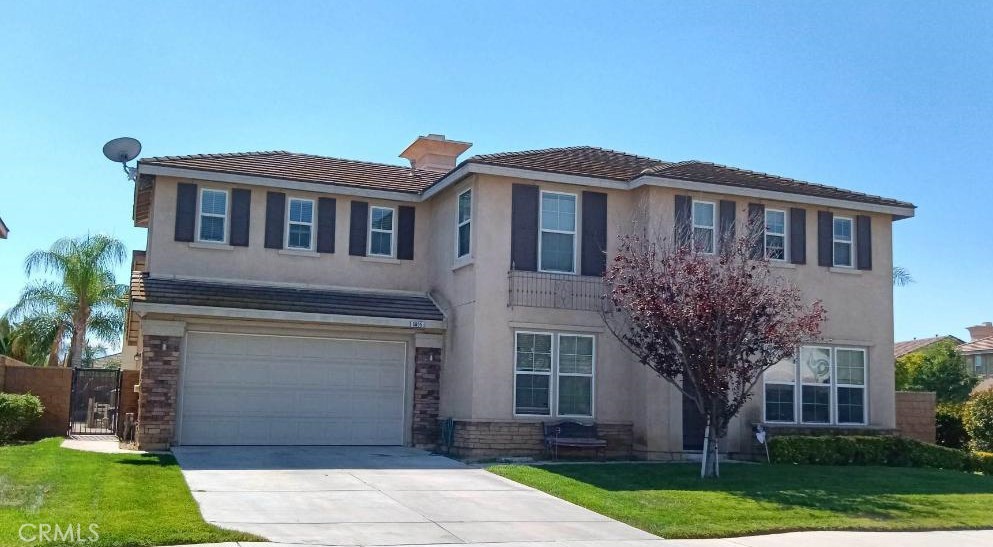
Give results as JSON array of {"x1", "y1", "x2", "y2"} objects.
[{"x1": 180, "y1": 333, "x2": 406, "y2": 445}]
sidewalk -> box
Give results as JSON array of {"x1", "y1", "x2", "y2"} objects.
[{"x1": 166, "y1": 529, "x2": 993, "y2": 547}]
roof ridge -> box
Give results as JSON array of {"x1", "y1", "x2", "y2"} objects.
[
  {"x1": 142, "y1": 149, "x2": 441, "y2": 178},
  {"x1": 141, "y1": 150, "x2": 289, "y2": 162},
  {"x1": 471, "y1": 145, "x2": 665, "y2": 164}
]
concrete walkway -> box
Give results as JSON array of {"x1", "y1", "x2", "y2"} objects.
[{"x1": 172, "y1": 446, "x2": 662, "y2": 546}]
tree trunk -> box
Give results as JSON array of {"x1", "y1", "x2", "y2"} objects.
[
  {"x1": 68, "y1": 313, "x2": 88, "y2": 368},
  {"x1": 701, "y1": 421, "x2": 723, "y2": 478},
  {"x1": 47, "y1": 324, "x2": 64, "y2": 367}
]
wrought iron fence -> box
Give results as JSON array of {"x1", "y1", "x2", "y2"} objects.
[
  {"x1": 507, "y1": 270, "x2": 606, "y2": 311},
  {"x1": 69, "y1": 368, "x2": 122, "y2": 436}
]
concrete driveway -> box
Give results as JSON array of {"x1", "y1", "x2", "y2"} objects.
[{"x1": 173, "y1": 446, "x2": 664, "y2": 547}]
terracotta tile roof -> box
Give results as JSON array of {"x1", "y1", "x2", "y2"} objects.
[
  {"x1": 466, "y1": 146, "x2": 668, "y2": 181},
  {"x1": 645, "y1": 161, "x2": 915, "y2": 209},
  {"x1": 959, "y1": 336, "x2": 993, "y2": 353},
  {"x1": 894, "y1": 335, "x2": 964, "y2": 358},
  {"x1": 130, "y1": 273, "x2": 444, "y2": 321},
  {"x1": 139, "y1": 146, "x2": 914, "y2": 210},
  {"x1": 139, "y1": 151, "x2": 444, "y2": 194}
]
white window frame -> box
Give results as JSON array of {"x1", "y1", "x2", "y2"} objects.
[
  {"x1": 285, "y1": 197, "x2": 316, "y2": 251},
  {"x1": 762, "y1": 357, "x2": 797, "y2": 424},
  {"x1": 512, "y1": 331, "x2": 596, "y2": 418},
  {"x1": 368, "y1": 205, "x2": 396, "y2": 258},
  {"x1": 764, "y1": 345, "x2": 869, "y2": 426},
  {"x1": 556, "y1": 334, "x2": 596, "y2": 418},
  {"x1": 764, "y1": 208, "x2": 788, "y2": 261},
  {"x1": 455, "y1": 188, "x2": 472, "y2": 259},
  {"x1": 834, "y1": 347, "x2": 868, "y2": 425},
  {"x1": 195, "y1": 188, "x2": 229, "y2": 244},
  {"x1": 538, "y1": 191, "x2": 578, "y2": 274},
  {"x1": 833, "y1": 216, "x2": 854, "y2": 268},
  {"x1": 513, "y1": 331, "x2": 554, "y2": 417},
  {"x1": 692, "y1": 200, "x2": 716, "y2": 255}
]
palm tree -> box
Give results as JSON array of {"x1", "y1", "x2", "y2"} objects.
[
  {"x1": 7, "y1": 235, "x2": 128, "y2": 367},
  {"x1": 0, "y1": 314, "x2": 63, "y2": 366},
  {"x1": 893, "y1": 265, "x2": 914, "y2": 287}
]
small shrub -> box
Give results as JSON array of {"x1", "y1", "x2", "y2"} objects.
[
  {"x1": 970, "y1": 451, "x2": 993, "y2": 475},
  {"x1": 936, "y1": 403, "x2": 970, "y2": 449},
  {"x1": 0, "y1": 393, "x2": 44, "y2": 442},
  {"x1": 964, "y1": 389, "x2": 993, "y2": 452},
  {"x1": 768, "y1": 435, "x2": 971, "y2": 471}
]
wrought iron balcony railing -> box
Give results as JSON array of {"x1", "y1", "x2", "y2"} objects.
[{"x1": 507, "y1": 270, "x2": 606, "y2": 311}]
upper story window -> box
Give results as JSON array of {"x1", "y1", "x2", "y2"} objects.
[
  {"x1": 764, "y1": 345, "x2": 867, "y2": 425},
  {"x1": 456, "y1": 189, "x2": 471, "y2": 259},
  {"x1": 197, "y1": 188, "x2": 228, "y2": 243},
  {"x1": 368, "y1": 206, "x2": 395, "y2": 257},
  {"x1": 692, "y1": 200, "x2": 715, "y2": 254},
  {"x1": 833, "y1": 216, "x2": 853, "y2": 267},
  {"x1": 514, "y1": 331, "x2": 595, "y2": 417},
  {"x1": 765, "y1": 209, "x2": 787, "y2": 261},
  {"x1": 286, "y1": 197, "x2": 315, "y2": 250},
  {"x1": 539, "y1": 191, "x2": 577, "y2": 273}
]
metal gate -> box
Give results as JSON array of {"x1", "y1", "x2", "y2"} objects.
[{"x1": 68, "y1": 368, "x2": 122, "y2": 436}]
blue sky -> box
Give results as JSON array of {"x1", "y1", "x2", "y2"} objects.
[{"x1": 0, "y1": 1, "x2": 990, "y2": 343}]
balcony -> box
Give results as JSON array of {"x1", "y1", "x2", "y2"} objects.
[{"x1": 507, "y1": 270, "x2": 606, "y2": 311}]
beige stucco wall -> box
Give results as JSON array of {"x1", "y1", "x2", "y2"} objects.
[
  {"x1": 141, "y1": 169, "x2": 899, "y2": 455},
  {"x1": 147, "y1": 176, "x2": 432, "y2": 292}
]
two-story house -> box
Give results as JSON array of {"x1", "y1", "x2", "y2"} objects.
[
  {"x1": 961, "y1": 322, "x2": 993, "y2": 379},
  {"x1": 125, "y1": 134, "x2": 916, "y2": 458}
]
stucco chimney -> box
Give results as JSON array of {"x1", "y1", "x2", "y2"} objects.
[
  {"x1": 400, "y1": 134, "x2": 472, "y2": 173},
  {"x1": 967, "y1": 322, "x2": 993, "y2": 341}
]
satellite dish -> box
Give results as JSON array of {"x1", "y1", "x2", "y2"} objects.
[
  {"x1": 102, "y1": 137, "x2": 142, "y2": 181},
  {"x1": 103, "y1": 137, "x2": 141, "y2": 163}
]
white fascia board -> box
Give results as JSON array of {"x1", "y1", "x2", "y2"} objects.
[
  {"x1": 131, "y1": 302, "x2": 446, "y2": 331},
  {"x1": 139, "y1": 164, "x2": 422, "y2": 203},
  {"x1": 634, "y1": 175, "x2": 916, "y2": 219},
  {"x1": 421, "y1": 163, "x2": 627, "y2": 199}
]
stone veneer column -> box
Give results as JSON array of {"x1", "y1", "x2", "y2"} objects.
[
  {"x1": 136, "y1": 320, "x2": 185, "y2": 450},
  {"x1": 412, "y1": 334, "x2": 443, "y2": 449}
]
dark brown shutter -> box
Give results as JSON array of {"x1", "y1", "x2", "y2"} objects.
[
  {"x1": 264, "y1": 191, "x2": 285, "y2": 249},
  {"x1": 316, "y1": 197, "x2": 336, "y2": 254},
  {"x1": 674, "y1": 195, "x2": 692, "y2": 247},
  {"x1": 229, "y1": 189, "x2": 251, "y2": 247},
  {"x1": 856, "y1": 215, "x2": 872, "y2": 270},
  {"x1": 174, "y1": 182, "x2": 197, "y2": 242},
  {"x1": 747, "y1": 203, "x2": 765, "y2": 259},
  {"x1": 510, "y1": 184, "x2": 539, "y2": 271},
  {"x1": 397, "y1": 206, "x2": 415, "y2": 260},
  {"x1": 817, "y1": 211, "x2": 833, "y2": 267},
  {"x1": 348, "y1": 201, "x2": 369, "y2": 256},
  {"x1": 581, "y1": 191, "x2": 608, "y2": 276},
  {"x1": 718, "y1": 200, "x2": 736, "y2": 252},
  {"x1": 789, "y1": 207, "x2": 806, "y2": 265}
]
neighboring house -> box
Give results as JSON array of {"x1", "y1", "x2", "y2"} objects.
[
  {"x1": 960, "y1": 322, "x2": 993, "y2": 379},
  {"x1": 0, "y1": 216, "x2": 8, "y2": 239},
  {"x1": 894, "y1": 335, "x2": 965, "y2": 359},
  {"x1": 124, "y1": 134, "x2": 916, "y2": 457},
  {"x1": 91, "y1": 352, "x2": 123, "y2": 369}
]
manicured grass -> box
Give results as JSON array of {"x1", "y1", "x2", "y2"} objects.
[
  {"x1": 0, "y1": 438, "x2": 259, "y2": 547},
  {"x1": 489, "y1": 461, "x2": 993, "y2": 539}
]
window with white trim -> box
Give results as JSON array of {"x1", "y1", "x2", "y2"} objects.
[
  {"x1": 765, "y1": 209, "x2": 787, "y2": 261},
  {"x1": 514, "y1": 331, "x2": 595, "y2": 417},
  {"x1": 368, "y1": 206, "x2": 395, "y2": 257},
  {"x1": 763, "y1": 346, "x2": 867, "y2": 425},
  {"x1": 286, "y1": 197, "x2": 315, "y2": 250},
  {"x1": 692, "y1": 200, "x2": 716, "y2": 254},
  {"x1": 539, "y1": 192, "x2": 577, "y2": 273},
  {"x1": 197, "y1": 188, "x2": 228, "y2": 243},
  {"x1": 833, "y1": 216, "x2": 853, "y2": 267},
  {"x1": 456, "y1": 188, "x2": 471, "y2": 258}
]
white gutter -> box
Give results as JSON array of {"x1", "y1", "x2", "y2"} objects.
[{"x1": 131, "y1": 302, "x2": 446, "y2": 331}]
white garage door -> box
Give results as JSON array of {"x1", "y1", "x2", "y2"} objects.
[{"x1": 179, "y1": 332, "x2": 407, "y2": 445}]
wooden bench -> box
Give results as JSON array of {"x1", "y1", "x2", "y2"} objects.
[{"x1": 543, "y1": 421, "x2": 607, "y2": 460}]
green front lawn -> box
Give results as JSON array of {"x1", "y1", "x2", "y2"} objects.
[
  {"x1": 489, "y1": 462, "x2": 993, "y2": 539},
  {"x1": 0, "y1": 439, "x2": 259, "y2": 547}
]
